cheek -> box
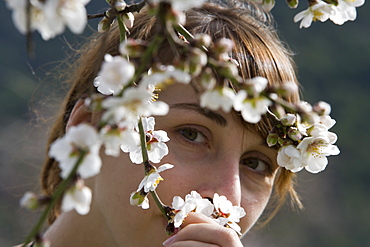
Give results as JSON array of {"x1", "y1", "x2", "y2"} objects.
[
  {"x1": 155, "y1": 153, "x2": 196, "y2": 206},
  {"x1": 239, "y1": 175, "x2": 275, "y2": 232}
]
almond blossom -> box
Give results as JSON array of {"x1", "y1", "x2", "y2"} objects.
[
  {"x1": 330, "y1": 0, "x2": 364, "y2": 25},
  {"x1": 44, "y1": 0, "x2": 90, "y2": 36},
  {"x1": 138, "y1": 163, "x2": 174, "y2": 193},
  {"x1": 171, "y1": 191, "x2": 214, "y2": 228},
  {"x1": 138, "y1": 66, "x2": 192, "y2": 88},
  {"x1": 49, "y1": 123, "x2": 102, "y2": 179},
  {"x1": 298, "y1": 135, "x2": 340, "y2": 173},
  {"x1": 101, "y1": 84, "x2": 169, "y2": 125},
  {"x1": 99, "y1": 124, "x2": 139, "y2": 157},
  {"x1": 94, "y1": 54, "x2": 135, "y2": 95},
  {"x1": 294, "y1": 1, "x2": 333, "y2": 28},
  {"x1": 277, "y1": 145, "x2": 304, "y2": 173},
  {"x1": 233, "y1": 90, "x2": 272, "y2": 123},
  {"x1": 170, "y1": 191, "x2": 245, "y2": 234},
  {"x1": 5, "y1": 0, "x2": 90, "y2": 40},
  {"x1": 121, "y1": 117, "x2": 169, "y2": 164},
  {"x1": 212, "y1": 193, "x2": 246, "y2": 235},
  {"x1": 130, "y1": 163, "x2": 174, "y2": 209},
  {"x1": 61, "y1": 179, "x2": 92, "y2": 215},
  {"x1": 200, "y1": 87, "x2": 235, "y2": 112}
]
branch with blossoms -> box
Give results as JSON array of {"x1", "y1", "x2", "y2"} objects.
[{"x1": 4, "y1": 0, "x2": 347, "y2": 246}]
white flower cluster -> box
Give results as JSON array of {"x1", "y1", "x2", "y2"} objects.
[
  {"x1": 294, "y1": 0, "x2": 364, "y2": 28},
  {"x1": 5, "y1": 0, "x2": 90, "y2": 40},
  {"x1": 272, "y1": 102, "x2": 340, "y2": 173},
  {"x1": 201, "y1": 76, "x2": 271, "y2": 123},
  {"x1": 170, "y1": 191, "x2": 246, "y2": 235}
]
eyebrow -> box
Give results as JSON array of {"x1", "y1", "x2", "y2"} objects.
[{"x1": 170, "y1": 103, "x2": 228, "y2": 127}]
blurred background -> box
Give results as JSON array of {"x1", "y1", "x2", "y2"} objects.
[{"x1": 0, "y1": 0, "x2": 369, "y2": 246}]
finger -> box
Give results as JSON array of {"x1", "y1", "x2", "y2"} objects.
[
  {"x1": 165, "y1": 240, "x2": 219, "y2": 247},
  {"x1": 169, "y1": 221, "x2": 243, "y2": 247},
  {"x1": 181, "y1": 212, "x2": 218, "y2": 227}
]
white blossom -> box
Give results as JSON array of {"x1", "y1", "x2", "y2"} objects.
[
  {"x1": 121, "y1": 12, "x2": 135, "y2": 29},
  {"x1": 61, "y1": 180, "x2": 92, "y2": 215},
  {"x1": 245, "y1": 76, "x2": 269, "y2": 95},
  {"x1": 330, "y1": 0, "x2": 364, "y2": 25},
  {"x1": 137, "y1": 163, "x2": 174, "y2": 193},
  {"x1": 101, "y1": 85, "x2": 169, "y2": 125},
  {"x1": 212, "y1": 193, "x2": 246, "y2": 235},
  {"x1": 115, "y1": 0, "x2": 127, "y2": 11},
  {"x1": 172, "y1": 191, "x2": 213, "y2": 228},
  {"x1": 121, "y1": 117, "x2": 170, "y2": 164},
  {"x1": 297, "y1": 135, "x2": 340, "y2": 173},
  {"x1": 294, "y1": 1, "x2": 333, "y2": 28},
  {"x1": 49, "y1": 123, "x2": 102, "y2": 179},
  {"x1": 99, "y1": 124, "x2": 139, "y2": 157},
  {"x1": 277, "y1": 145, "x2": 304, "y2": 172},
  {"x1": 5, "y1": 0, "x2": 90, "y2": 40},
  {"x1": 200, "y1": 87, "x2": 235, "y2": 112},
  {"x1": 94, "y1": 54, "x2": 135, "y2": 95},
  {"x1": 170, "y1": 191, "x2": 245, "y2": 234},
  {"x1": 233, "y1": 90, "x2": 272, "y2": 123},
  {"x1": 139, "y1": 66, "x2": 192, "y2": 88},
  {"x1": 44, "y1": 0, "x2": 90, "y2": 36}
]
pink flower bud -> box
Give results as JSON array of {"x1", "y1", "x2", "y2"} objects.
[
  {"x1": 288, "y1": 128, "x2": 303, "y2": 141},
  {"x1": 313, "y1": 101, "x2": 331, "y2": 116},
  {"x1": 280, "y1": 113, "x2": 297, "y2": 126}
]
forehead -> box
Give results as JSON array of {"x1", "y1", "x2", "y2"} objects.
[{"x1": 158, "y1": 83, "x2": 264, "y2": 140}]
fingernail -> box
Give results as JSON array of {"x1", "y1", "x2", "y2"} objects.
[{"x1": 162, "y1": 235, "x2": 176, "y2": 246}]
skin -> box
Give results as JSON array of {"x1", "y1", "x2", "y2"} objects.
[{"x1": 42, "y1": 83, "x2": 279, "y2": 247}]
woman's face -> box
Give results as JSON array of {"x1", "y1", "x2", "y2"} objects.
[{"x1": 89, "y1": 83, "x2": 279, "y2": 246}]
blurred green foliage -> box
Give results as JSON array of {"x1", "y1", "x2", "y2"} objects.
[{"x1": 0, "y1": 1, "x2": 368, "y2": 246}]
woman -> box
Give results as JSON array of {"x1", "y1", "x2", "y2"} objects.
[{"x1": 36, "y1": 0, "x2": 302, "y2": 246}]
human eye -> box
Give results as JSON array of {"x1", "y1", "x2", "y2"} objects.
[
  {"x1": 178, "y1": 126, "x2": 209, "y2": 147},
  {"x1": 240, "y1": 153, "x2": 273, "y2": 175}
]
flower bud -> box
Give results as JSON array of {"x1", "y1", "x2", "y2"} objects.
[
  {"x1": 194, "y1": 33, "x2": 212, "y2": 48},
  {"x1": 286, "y1": 0, "x2": 299, "y2": 8},
  {"x1": 301, "y1": 112, "x2": 319, "y2": 125},
  {"x1": 267, "y1": 133, "x2": 279, "y2": 147},
  {"x1": 130, "y1": 190, "x2": 149, "y2": 209},
  {"x1": 188, "y1": 48, "x2": 207, "y2": 76},
  {"x1": 120, "y1": 12, "x2": 134, "y2": 29},
  {"x1": 199, "y1": 67, "x2": 216, "y2": 90},
  {"x1": 115, "y1": 0, "x2": 127, "y2": 11},
  {"x1": 20, "y1": 192, "x2": 40, "y2": 210},
  {"x1": 277, "y1": 81, "x2": 299, "y2": 97},
  {"x1": 280, "y1": 113, "x2": 297, "y2": 126},
  {"x1": 218, "y1": 62, "x2": 239, "y2": 79},
  {"x1": 98, "y1": 17, "x2": 112, "y2": 32},
  {"x1": 288, "y1": 128, "x2": 302, "y2": 141},
  {"x1": 214, "y1": 38, "x2": 234, "y2": 54},
  {"x1": 313, "y1": 101, "x2": 331, "y2": 116}
]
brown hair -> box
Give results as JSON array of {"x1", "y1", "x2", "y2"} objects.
[{"x1": 41, "y1": 0, "x2": 302, "y2": 224}]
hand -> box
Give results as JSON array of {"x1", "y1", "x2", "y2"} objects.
[{"x1": 163, "y1": 212, "x2": 244, "y2": 247}]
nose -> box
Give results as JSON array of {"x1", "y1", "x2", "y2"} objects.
[{"x1": 195, "y1": 153, "x2": 242, "y2": 207}]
